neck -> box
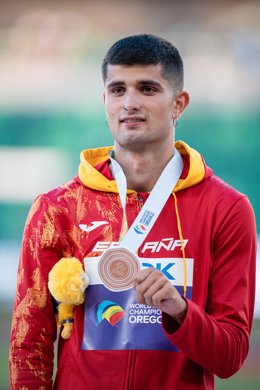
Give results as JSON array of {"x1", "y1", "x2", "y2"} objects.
[{"x1": 113, "y1": 143, "x2": 175, "y2": 192}]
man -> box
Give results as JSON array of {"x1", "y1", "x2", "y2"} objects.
[{"x1": 10, "y1": 34, "x2": 256, "y2": 390}]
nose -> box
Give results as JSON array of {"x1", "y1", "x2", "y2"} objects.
[{"x1": 122, "y1": 91, "x2": 141, "y2": 112}]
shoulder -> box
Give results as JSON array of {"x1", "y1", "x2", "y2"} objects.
[
  {"x1": 34, "y1": 176, "x2": 86, "y2": 208},
  {"x1": 190, "y1": 173, "x2": 255, "y2": 230},
  {"x1": 203, "y1": 174, "x2": 255, "y2": 231},
  {"x1": 43, "y1": 176, "x2": 80, "y2": 201},
  {"x1": 26, "y1": 177, "x2": 82, "y2": 222},
  {"x1": 204, "y1": 173, "x2": 247, "y2": 205}
]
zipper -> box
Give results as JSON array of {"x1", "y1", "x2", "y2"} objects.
[
  {"x1": 138, "y1": 194, "x2": 144, "y2": 204},
  {"x1": 137, "y1": 192, "x2": 147, "y2": 209}
]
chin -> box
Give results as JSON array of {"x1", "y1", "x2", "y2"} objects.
[{"x1": 117, "y1": 137, "x2": 150, "y2": 151}]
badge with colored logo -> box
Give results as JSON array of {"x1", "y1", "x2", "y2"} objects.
[{"x1": 134, "y1": 224, "x2": 146, "y2": 234}]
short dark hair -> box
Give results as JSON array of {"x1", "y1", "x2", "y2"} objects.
[{"x1": 102, "y1": 34, "x2": 184, "y2": 91}]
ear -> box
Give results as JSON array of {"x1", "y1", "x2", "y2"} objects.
[
  {"x1": 172, "y1": 91, "x2": 190, "y2": 120},
  {"x1": 103, "y1": 92, "x2": 106, "y2": 104}
]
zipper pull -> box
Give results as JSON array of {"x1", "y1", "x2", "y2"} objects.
[{"x1": 138, "y1": 193, "x2": 145, "y2": 208}]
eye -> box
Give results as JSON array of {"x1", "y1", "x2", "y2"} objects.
[
  {"x1": 111, "y1": 86, "x2": 125, "y2": 96},
  {"x1": 141, "y1": 86, "x2": 157, "y2": 95}
]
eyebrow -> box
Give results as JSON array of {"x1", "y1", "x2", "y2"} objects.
[
  {"x1": 139, "y1": 80, "x2": 162, "y2": 86},
  {"x1": 106, "y1": 81, "x2": 125, "y2": 88},
  {"x1": 106, "y1": 79, "x2": 163, "y2": 88}
]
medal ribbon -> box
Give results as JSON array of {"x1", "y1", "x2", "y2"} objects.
[{"x1": 109, "y1": 149, "x2": 183, "y2": 253}]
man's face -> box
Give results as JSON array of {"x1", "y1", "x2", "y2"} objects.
[{"x1": 104, "y1": 64, "x2": 178, "y2": 151}]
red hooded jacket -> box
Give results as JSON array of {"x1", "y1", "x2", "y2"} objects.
[{"x1": 9, "y1": 141, "x2": 256, "y2": 390}]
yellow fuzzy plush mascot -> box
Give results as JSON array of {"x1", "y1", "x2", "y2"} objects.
[{"x1": 48, "y1": 257, "x2": 89, "y2": 339}]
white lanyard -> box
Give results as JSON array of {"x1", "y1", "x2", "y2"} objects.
[{"x1": 109, "y1": 149, "x2": 183, "y2": 253}]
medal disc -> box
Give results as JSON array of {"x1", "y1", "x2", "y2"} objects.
[{"x1": 98, "y1": 247, "x2": 140, "y2": 291}]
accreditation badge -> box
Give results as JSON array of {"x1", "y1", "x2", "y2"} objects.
[{"x1": 81, "y1": 247, "x2": 193, "y2": 351}]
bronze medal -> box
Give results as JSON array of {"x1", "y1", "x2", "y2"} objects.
[{"x1": 98, "y1": 247, "x2": 140, "y2": 291}]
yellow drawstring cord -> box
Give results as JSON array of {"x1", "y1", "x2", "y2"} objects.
[{"x1": 173, "y1": 192, "x2": 187, "y2": 297}]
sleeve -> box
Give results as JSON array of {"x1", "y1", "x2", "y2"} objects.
[
  {"x1": 162, "y1": 196, "x2": 257, "y2": 378},
  {"x1": 9, "y1": 194, "x2": 64, "y2": 390}
]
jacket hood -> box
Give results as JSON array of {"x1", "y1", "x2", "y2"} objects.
[{"x1": 78, "y1": 141, "x2": 210, "y2": 193}]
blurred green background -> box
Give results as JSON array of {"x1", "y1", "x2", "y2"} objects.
[{"x1": 0, "y1": 0, "x2": 259, "y2": 389}]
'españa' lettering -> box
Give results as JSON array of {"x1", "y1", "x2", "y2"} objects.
[{"x1": 92, "y1": 238, "x2": 188, "y2": 254}]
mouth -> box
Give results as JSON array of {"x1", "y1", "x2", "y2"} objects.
[{"x1": 120, "y1": 116, "x2": 146, "y2": 125}]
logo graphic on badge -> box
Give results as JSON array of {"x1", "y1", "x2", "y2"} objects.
[
  {"x1": 134, "y1": 224, "x2": 146, "y2": 234},
  {"x1": 98, "y1": 247, "x2": 140, "y2": 291},
  {"x1": 94, "y1": 300, "x2": 125, "y2": 326}
]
